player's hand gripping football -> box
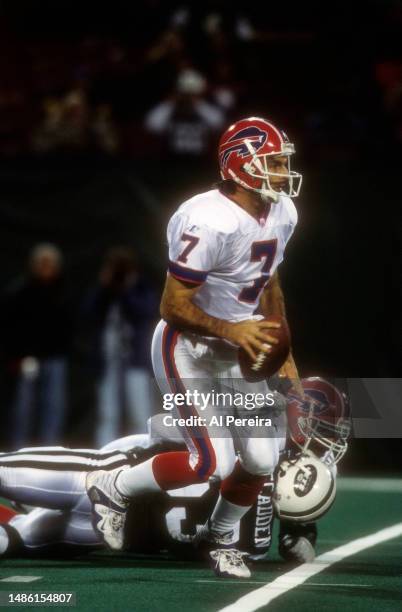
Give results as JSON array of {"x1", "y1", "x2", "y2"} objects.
[{"x1": 224, "y1": 319, "x2": 280, "y2": 361}]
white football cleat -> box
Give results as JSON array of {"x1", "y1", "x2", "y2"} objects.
[
  {"x1": 86, "y1": 468, "x2": 130, "y2": 551},
  {"x1": 209, "y1": 549, "x2": 251, "y2": 579},
  {"x1": 193, "y1": 523, "x2": 251, "y2": 578}
]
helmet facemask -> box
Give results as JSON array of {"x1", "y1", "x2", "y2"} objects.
[
  {"x1": 296, "y1": 399, "x2": 351, "y2": 464},
  {"x1": 238, "y1": 139, "x2": 302, "y2": 202}
]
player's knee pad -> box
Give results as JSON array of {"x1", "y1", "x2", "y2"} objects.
[
  {"x1": 191, "y1": 450, "x2": 236, "y2": 483},
  {"x1": 212, "y1": 454, "x2": 236, "y2": 481},
  {"x1": 240, "y1": 446, "x2": 279, "y2": 476}
]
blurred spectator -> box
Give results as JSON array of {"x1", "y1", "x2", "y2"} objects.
[
  {"x1": 32, "y1": 90, "x2": 89, "y2": 153},
  {"x1": 144, "y1": 68, "x2": 225, "y2": 156},
  {"x1": 83, "y1": 247, "x2": 158, "y2": 445},
  {"x1": 1, "y1": 244, "x2": 73, "y2": 447},
  {"x1": 32, "y1": 88, "x2": 119, "y2": 154},
  {"x1": 92, "y1": 103, "x2": 120, "y2": 154}
]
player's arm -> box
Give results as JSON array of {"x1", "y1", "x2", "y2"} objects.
[
  {"x1": 260, "y1": 272, "x2": 304, "y2": 396},
  {"x1": 259, "y1": 271, "x2": 286, "y2": 318},
  {"x1": 160, "y1": 275, "x2": 279, "y2": 361}
]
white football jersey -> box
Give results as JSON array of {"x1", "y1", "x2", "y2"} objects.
[{"x1": 167, "y1": 189, "x2": 297, "y2": 322}]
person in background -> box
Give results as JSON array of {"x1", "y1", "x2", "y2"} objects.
[
  {"x1": 144, "y1": 68, "x2": 225, "y2": 157},
  {"x1": 1, "y1": 243, "x2": 72, "y2": 447},
  {"x1": 83, "y1": 247, "x2": 158, "y2": 446}
]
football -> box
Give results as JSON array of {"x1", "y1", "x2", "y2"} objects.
[{"x1": 238, "y1": 315, "x2": 291, "y2": 382}]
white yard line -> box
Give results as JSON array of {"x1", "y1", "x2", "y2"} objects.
[
  {"x1": 217, "y1": 522, "x2": 402, "y2": 612},
  {"x1": 197, "y1": 580, "x2": 370, "y2": 587},
  {"x1": 337, "y1": 477, "x2": 402, "y2": 493},
  {"x1": 198, "y1": 580, "x2": 273, "y2": 586},
  {"x1": 0, "y1": 576, "x2": 42, "y2": 583}
]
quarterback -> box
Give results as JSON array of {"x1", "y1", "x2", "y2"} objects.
[{"x1": 86, "y1": 117, "x2": 303, "y2": 578}]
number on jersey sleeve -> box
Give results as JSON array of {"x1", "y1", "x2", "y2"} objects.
[
  {"x1": 177, "y1": 233, "x2": 200, "y2": 263},
  {"x1": 167, "y1": 213, "x2": 221, "y2": 286}
]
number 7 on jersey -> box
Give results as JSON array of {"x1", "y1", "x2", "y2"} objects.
[
  {"x1": 239, "y1": 239, "x2": 277, "y2": 303},
  {"x1": 177, "y1": 233, "x2": 200, "y2": 264}
]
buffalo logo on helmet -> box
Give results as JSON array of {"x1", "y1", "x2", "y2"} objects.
[
  {"x1": 219, "y1": 126, "x2": 267, "y2": 168},
  {"x1": 288, "y1": 378, "x2": 346, "y2": 420},
  {"x1": 289, "y1": 388, "x2": 333, "y2": 417}
]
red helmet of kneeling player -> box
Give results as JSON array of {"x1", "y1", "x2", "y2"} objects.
[
  {"x1": 287, "y1": 377, "x2": 351, "y2": 464},
  {"x1": 218, "y1": 116, "x2": 302, "y2": 202}
]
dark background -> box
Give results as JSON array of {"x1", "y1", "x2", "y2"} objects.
[{"x1": 0, "y1": 0, "x2": 400, "y2": 471}]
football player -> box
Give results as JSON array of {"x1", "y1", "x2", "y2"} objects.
[
  {"x1": 86, "y1": 116, "x2": 303, "y2": 578},
  {"x1": 0, "y1": 418, "x2": 273, "y2": 559},
  {"x1": 0, "y1": 379, "x2": 349, "y2": 562},
  {"x1": 276, "y1": 377, "x2": 351, "y2": 563}
]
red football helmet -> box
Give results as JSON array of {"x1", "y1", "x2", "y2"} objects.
[
  {"x1": 218, "y1": 117, "x2": 302, "y2": 202},
  {"x1": 287, "y1": 377, "x2": 351, "y2": 464}
]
